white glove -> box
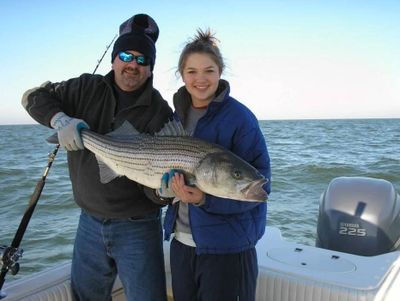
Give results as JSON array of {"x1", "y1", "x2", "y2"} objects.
[
  {"x1": 157, "y1": 169, "x2": 178, "y2": 198},
  {"x1": 50, "y1": 112, "x2": 89, "y2": 151}
]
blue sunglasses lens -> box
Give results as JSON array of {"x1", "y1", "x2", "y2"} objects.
[{"x1": 118, "y1": 51, "x2": 150, "y2": 66}]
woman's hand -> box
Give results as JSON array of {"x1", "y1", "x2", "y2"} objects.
[{"x1": 171, "y1": 173, "x2": 205, "y2": 205}]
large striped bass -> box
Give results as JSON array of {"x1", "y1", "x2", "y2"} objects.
[{"x1": 51, "y1": 120, "x2": 268, "y2": 202}]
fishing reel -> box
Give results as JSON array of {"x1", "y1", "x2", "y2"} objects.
[
  {"x1": 0, "y1": 245, "x2": 23, "y2": 299},
  {"x1": 1, "y1": 245, "x2": 23, "y2": 276}
]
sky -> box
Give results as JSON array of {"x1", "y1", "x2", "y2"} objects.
[{"x1": 0, "y1": 0, "x2": 399, "y2": 124}]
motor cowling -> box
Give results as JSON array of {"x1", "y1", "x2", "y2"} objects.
[{"x1": 316, "y1": 177, "x2": 400, "y2": 256}]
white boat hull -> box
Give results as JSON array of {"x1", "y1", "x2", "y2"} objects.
[{"x1": 3, "y1": 226, "x2": 400, "y2": 301}]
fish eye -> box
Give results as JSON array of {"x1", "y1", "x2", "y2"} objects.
[{"x1": 232, "y1": 170, "x2": 242, "y2": 179}]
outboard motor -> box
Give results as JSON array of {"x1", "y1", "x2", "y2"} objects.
[{"x1": 316, "y1": 177, "x2": 400, "y2": 256}]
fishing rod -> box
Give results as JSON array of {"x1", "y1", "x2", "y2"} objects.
[
  {"x1": 93, "y1": 34, "x2": 117, "y2": 74},
  {"x1": 0, "y1": 145, "x2": 59, "y2": 298},
  {"x1": 0, "y1": 34, "x2": 117, "y2": 299}
]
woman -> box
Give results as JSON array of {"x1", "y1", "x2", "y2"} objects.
[{"x1": 163, "y1": 29, "x2": 271, "y2": 301}]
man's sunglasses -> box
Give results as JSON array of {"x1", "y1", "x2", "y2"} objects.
[{"x1": 118, "y1": 51, "x2": 150, "y2": 66}]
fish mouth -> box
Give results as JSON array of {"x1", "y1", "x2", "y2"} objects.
[{"x1": 241, "y1": 178, "x2": 268, "y2": 202}]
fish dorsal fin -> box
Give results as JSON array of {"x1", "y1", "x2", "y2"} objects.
[
  {"x1": 107, "y1": 121, "x2": 140, "y2": 138},
  {"x1": 155, "y1": 119, "x2": 188, "y2": 136},
  {"x1": 106, "y1": 119, "x2": 188, "y2": 138}
]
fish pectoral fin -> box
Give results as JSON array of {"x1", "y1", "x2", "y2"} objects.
[
  {"x1": 96, "y1": 156, "x2": 120, "y2": 184},
  {"x1": 182, "y1": 172, "x2": 197, "y2": 187}
]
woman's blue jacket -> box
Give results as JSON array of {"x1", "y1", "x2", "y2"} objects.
[{"x1": 164, "y1": 80, "x2": 271, "y2": 254}]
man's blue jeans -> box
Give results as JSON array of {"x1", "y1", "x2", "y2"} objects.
[{"x1": 71, "y1": 210, "x2": 167, "y2": 301}]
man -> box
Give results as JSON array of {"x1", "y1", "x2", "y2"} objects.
[{"x1": 22, "y1": 14, "x2": 172, "y2": 301}]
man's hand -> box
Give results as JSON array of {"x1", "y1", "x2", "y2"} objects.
[{"x1": 50, "y1": 112, "x2": 89, "y2": 151}]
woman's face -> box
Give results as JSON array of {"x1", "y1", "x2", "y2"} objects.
[{"x1": 182, "y1": 53, "x2": 221, "y2": 107}]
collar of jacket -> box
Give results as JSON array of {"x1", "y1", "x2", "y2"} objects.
[{"x1": 173, "y1": 79, "x2": 230, "y2": 125}]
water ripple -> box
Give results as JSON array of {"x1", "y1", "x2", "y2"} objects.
[{"x1": 1, "y1": 119, "x2": 399, "y2": 281}]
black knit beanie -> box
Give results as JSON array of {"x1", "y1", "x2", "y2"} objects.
[{"x1": 111, "y1": 14, "x2": 159, "y2": 70}]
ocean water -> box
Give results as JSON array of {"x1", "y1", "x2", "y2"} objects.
[{"x1": 0, "y1": 119, "x2": 399, "y2": 283}]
